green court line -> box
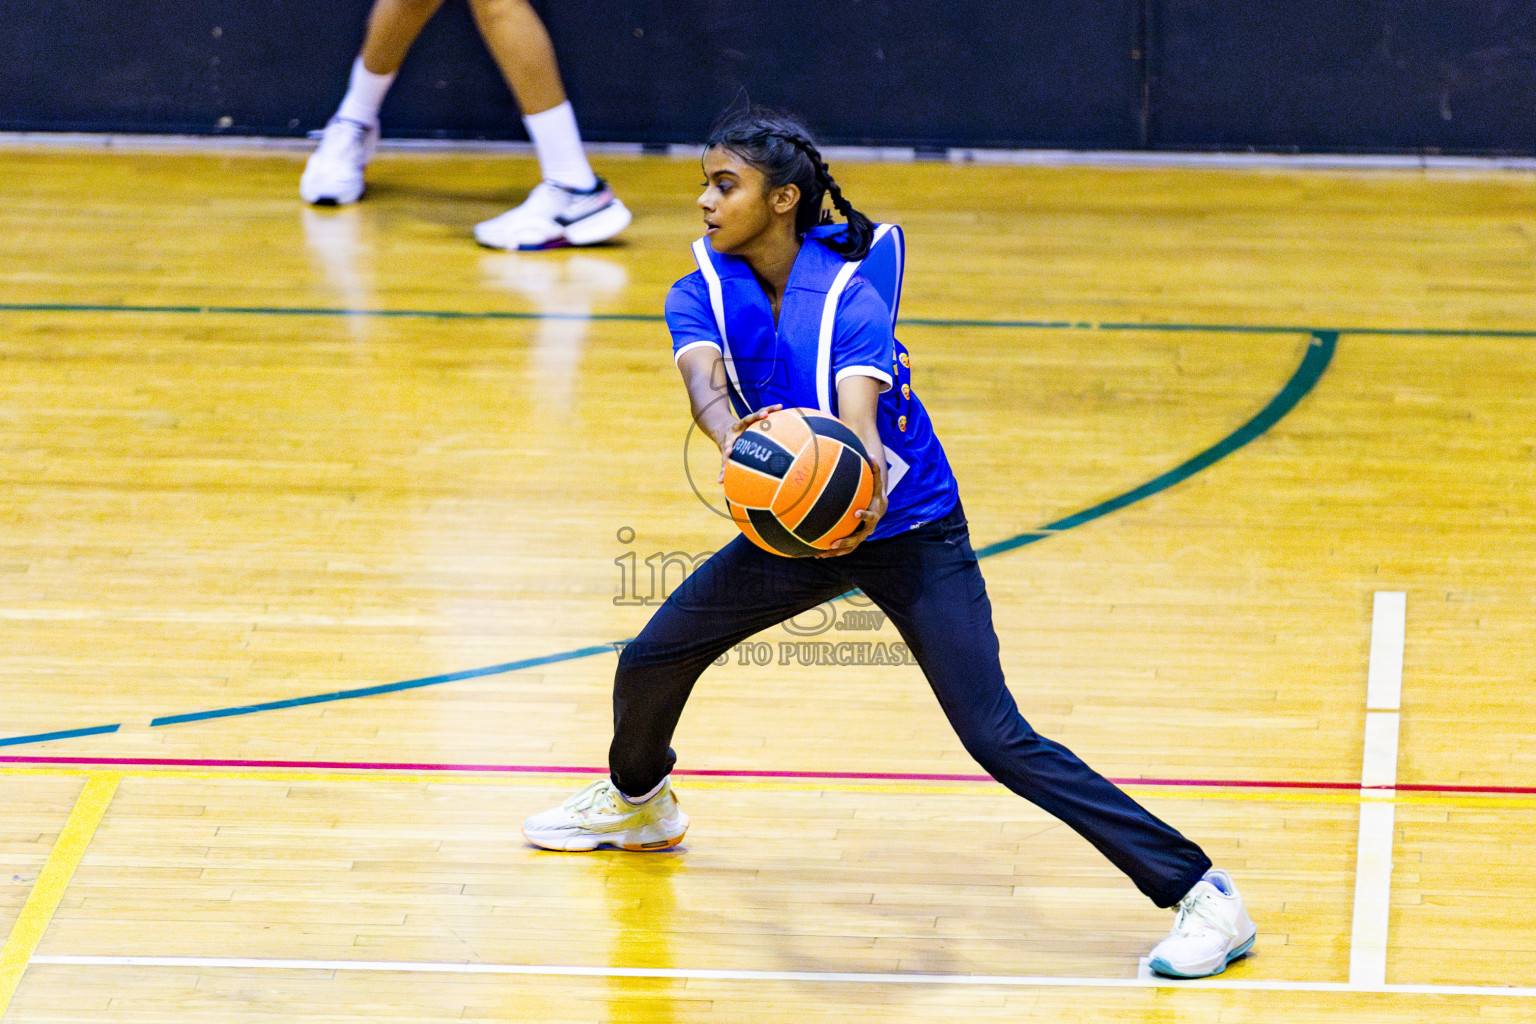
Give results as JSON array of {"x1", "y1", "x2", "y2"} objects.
[
  {"x1": 0, "y1": 330, "x2": 1335, "y2": 746},
  {"x1": 975, "y1": 331, "x2": 1335, "y2": 557},
  {"x1": 2, "y1": 302, "x2": 1535, "y2": 338}
]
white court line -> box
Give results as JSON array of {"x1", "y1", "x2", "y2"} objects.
[
  {"x1": 27, "y1": 955, "x2": 1536, "y2": 997},
  {"x1": 1349, "y1": 591, "x2": 1406, "y2": 987},
  {"x1": 1366, "y1": 592, "x2": 1407, "y2": 712}
]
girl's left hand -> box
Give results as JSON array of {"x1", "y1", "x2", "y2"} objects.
[
  {"x1": 717, "y1": 404, "x2": 784, "y2": 484},
  {"x1": 817, "y1": 486, "x2": 887, "y2": 558}
]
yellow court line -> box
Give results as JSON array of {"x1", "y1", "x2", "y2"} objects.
[
  {"x1": 0, "y1": 771, "x2": 120, "y2": 1015},
  {"x1": 0, "y1": 765, "x2": 1533, "y2": 810}
]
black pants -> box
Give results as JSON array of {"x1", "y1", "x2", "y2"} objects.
[{"x1": 610, "y1": 502, "x2": 1210, "y2": 908}]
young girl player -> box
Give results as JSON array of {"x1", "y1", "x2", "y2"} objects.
[{"x1": 523, "y1": 106, "x2": 1257, "y2": 979}]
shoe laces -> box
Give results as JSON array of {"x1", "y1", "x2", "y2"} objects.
[
  {"x1": 563, "y1": 779, "x2": 629, "y2": 817},
  {"x1": 1170, "y1": 885, "x2": 1237, "y2": 940},
  {"x1": 318, "y1": 119, "x2": 371, "y2": 160}
]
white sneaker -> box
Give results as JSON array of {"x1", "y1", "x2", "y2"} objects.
[
  {"x1": 300, "y1": 118, "x2": 379, "y2": 206},
  {"x1": 1147, "y1": 869, "x2": 1257, "y2": 978},
  {"x1": 522, "y1": 778, "x2": 688, "y2": 852},
  {"x1": 474, "y1": 179, "x2": 632, "y2": 250}
]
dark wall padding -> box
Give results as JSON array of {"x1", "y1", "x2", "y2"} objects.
[
  {"x1": 1154, "y1": 0, "x2": 1536, "y2": 152},
  {"x1": 5, "y1": 0, "x2": 1535, "y2": 153},
  {"x1": 2, "y1": 0, "x2": 1140, "y2": 147}
]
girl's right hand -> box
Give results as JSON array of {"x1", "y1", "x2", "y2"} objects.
[{"x1": 717, "y1": 404, "x2": 784, "y2": 483}]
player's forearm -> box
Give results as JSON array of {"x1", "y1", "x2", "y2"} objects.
[
  {"x1": 677, "y1": 350, "x2": 738, "y2": 450},
  {"x1": 836, "y1": 375, "x2": 888, "y2": 489}
]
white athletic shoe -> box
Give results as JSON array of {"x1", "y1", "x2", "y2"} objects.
[
  {"x1": 300, "y1": 118, "x2": 379, "y2": 206},
  {"x1": 1147, "y1": 869, "x2": 1257, "y2": 978},
  {"x1": 522, "y1": 778, "x2": 688, "y2": 852},
  {"x1": 473, "y1": 179, "x2": 632, "y2": 250}
]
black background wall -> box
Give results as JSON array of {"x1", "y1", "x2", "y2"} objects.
[
  {"x1": 1154, "y1": 0, "x2": 1536, "y2": 152},
  {"x1": 6, "y1": 0, "x2": 1536, "y2": 154}
]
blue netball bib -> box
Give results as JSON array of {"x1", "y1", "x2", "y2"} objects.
[{"x1": 665, "y1": 224, "x2": 959, "y2": 539}]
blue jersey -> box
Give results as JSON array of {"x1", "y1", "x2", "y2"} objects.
[{"x1": 665, "y1": 223, "x2": 959, "y2": 540}]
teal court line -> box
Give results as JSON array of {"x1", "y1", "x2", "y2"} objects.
[
  {"x1": 0, "y1": 725, "x2": 121, "y2": 748},
  {"x1": 1, "y1": 322, "x2": 1339, "y2": 742}
]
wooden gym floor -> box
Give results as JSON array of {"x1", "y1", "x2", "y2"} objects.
[{"x1": 0, "y1": 143, "x2": 1533, "y2": 1021}]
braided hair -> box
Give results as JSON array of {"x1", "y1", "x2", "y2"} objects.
[{"x1": 704, "y1": 106, "x2": 875, "y2": 261}]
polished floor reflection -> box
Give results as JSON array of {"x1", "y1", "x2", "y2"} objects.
[{"x1": 0, "y1": 144, "x2": 1534, "y2": 1021}]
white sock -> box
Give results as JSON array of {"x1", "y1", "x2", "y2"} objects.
[
  {"x1": 619, "y1": 777, "x2": 666, "y2": 805},
  {"x1": 523, "y1": 101, "x2": 598, "y2": 191},
  {"x1": 335, "y1": 57, "x2": 396, "y2": 127}
]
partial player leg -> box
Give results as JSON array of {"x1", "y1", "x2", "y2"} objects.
[
  {"x1": 845, "y1": 503, "x2": 1253, "y2": 974},
  {"x1": 522, "y1": 537, "x2": 845, "y2": 850},
  {"x1": 356, "y1": 0, "x2": 447, "y2": 79},
  {"x1": 302, "y1": 0, "x2": 446, "y2": 205},
  {"x1": 466, "y1": 0, "x2": 631, "y2": 249},
  {"x1": 466, "y1": 0, "x2": 566, "y2": 117},
  {"x1": 607, "y1": 540, "x2": 846, "y2": 796}
]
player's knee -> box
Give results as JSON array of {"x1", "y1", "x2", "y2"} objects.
[
  {"x1": 614, "y1": 635, "x2": 691, "y2": 679},
  {"x1": 615, "y1": 638, "x2": 649, "y2": 677},
  {"x1": 952, "y1": 713, "x2": 1040, "y2": 771}
]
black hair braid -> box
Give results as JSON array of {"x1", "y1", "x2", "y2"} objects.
[
  {"x1": 705, "y1": 106, "x2": 876, "y2": 263},
  {"x1": 818, "y1": 167, "x2": 875, "y2": 261},
  {"x1": 781, "y1": 133, "x2": 874, "y2": 261}
]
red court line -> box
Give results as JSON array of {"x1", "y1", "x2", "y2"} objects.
[{"x1": 0, "y1": 755, "x2": 1533, "y2": 796}]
